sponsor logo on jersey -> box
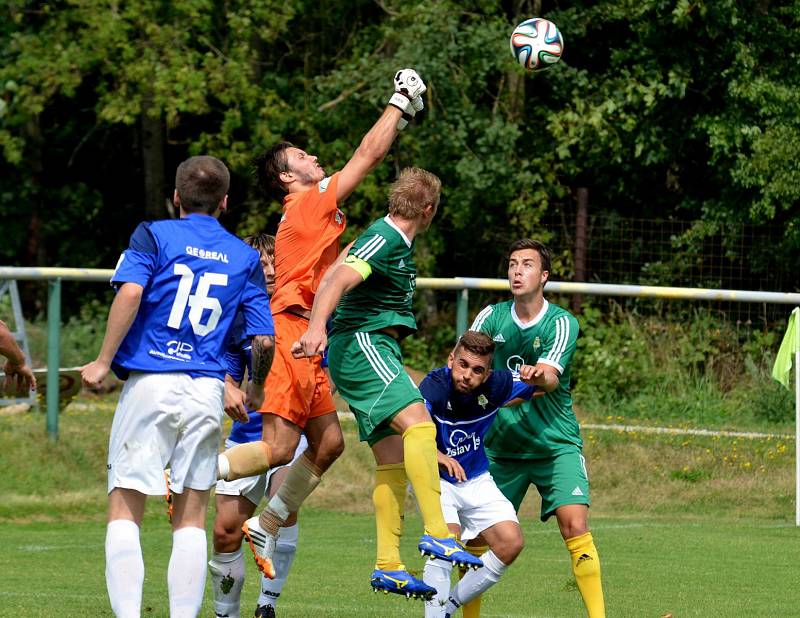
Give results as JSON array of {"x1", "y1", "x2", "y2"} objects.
[
  {"x1": 492, "y1": 333, "x2": 506, "y2": 343},
  {"x1": 506, "y1": 354, "x2": 525, "y2": 374},
  {"x1": 446, "y1": 428, "x2": 481, "y2": 457},
  {"x1": 477, "y1": 394, "x2": 488, "y2": 409},
  {"x1": 165, "y1": 340, "x2": 194, "y2": 361},
  {"x1": 185, "y1": 245, "x2": 229, "y2": 263}
]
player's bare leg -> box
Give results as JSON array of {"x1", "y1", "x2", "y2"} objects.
[{"x1": 556, "y1": 504, "x2": 605, "y2": 618}]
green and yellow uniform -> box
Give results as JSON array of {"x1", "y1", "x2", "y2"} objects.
[
  {"x1": 329, "y1": 216, "x2": 423, "y2": 445},
  {"x1": 471, "y1": 299, "x2": 589, "y2": 520}
]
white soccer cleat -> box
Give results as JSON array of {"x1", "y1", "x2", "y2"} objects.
[{"x1": 242, "y1": 516, "x2": 277, "y2": 579}]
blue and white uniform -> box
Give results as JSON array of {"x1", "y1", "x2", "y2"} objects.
[
  {"x1": 419, "y1": 367, "x2": 534, "y2": 539},
  {"x1": 216, "y1": 313, "x2": 307, "y2": 505},
  {"x1": 107, "y1": 214, "x2": 274, "y2": 495}
]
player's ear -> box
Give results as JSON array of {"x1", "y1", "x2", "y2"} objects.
[
  {"x1": 447, "y1": 351, "x2": 455, "y2": 368},
  {"x1": 173, "y1": 189, "x2": 181, "y2": 208},
  {"x1": 219, "y1": 195, "x2": 228, "y2": 213}
]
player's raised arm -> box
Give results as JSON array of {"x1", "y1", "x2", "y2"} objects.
[{"x1": 336, "y1": 69, "x2": 427, "y2": 203}]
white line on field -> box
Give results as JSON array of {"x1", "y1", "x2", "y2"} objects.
[{"x1": 582, "y1": 423, "x2": 793, "y2": 440}]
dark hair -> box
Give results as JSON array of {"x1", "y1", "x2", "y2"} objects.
[
  {"x1": 243, "y1": 232, "x2": 275, "y2": 259},
  {"x1": 508, "y1": 238, "x2": 551, "y2": 274},
  {"x1": 255, "y1": 141, "x2": 294, "y2": 200},
  {"x1": 454, "y1": 330, "x2": 495, "y2": 358},
  {"x1": 175, "y1": 156, "x2": 230, "y2": 214}
]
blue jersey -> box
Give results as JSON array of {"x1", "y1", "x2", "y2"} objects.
[
  {"x1": 110, "y1": 214, "x2": 274, "y2": 380},
  {"x1": 420, "y1": 367, "x2": 535, "y2": 484},
  {"x1": 224, "y1": 312, "x2": 264, "y2": 444}
]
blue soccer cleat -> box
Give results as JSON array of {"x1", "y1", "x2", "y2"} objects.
[
  {"x1": 418, "y1": 535, "x2": 483, "y2": 570},
  {"x1": 370, "y1": 567, "x2": 436, "y2": 600}
]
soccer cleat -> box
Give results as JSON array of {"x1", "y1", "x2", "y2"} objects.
[
  {"x1": 164, "y1": 469, "x2": 173, "y2": 523},
  {"x1": 418, "y1": 535, "x2": 483, "y2": 570},
  {"x1": 242, "y1": 516, "x2": 277, "y2": 579},
  {"x1": 370, "y1": 567, "x2": 436, "y2": 600},
  {"x1": 253, "y1": 604, "x2": 276, "y2": 618}
]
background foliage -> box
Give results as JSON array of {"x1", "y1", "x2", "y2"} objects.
[{"x1": 2, "y1": 0, "x2": 798, "y2": 289}]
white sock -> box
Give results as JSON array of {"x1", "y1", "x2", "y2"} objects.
[
  {"x1": 423, "y1": 558, "x2": 453, "y2": 618},
  {"x1": 105, "y1": 519, "x2": 144, "y2": 618},
  {"x1": 447, "y1": 549, "x2": 507, "y2": 609},
  {"x1": 209, "y1": 548, "x2": 245, "y2": 618},
  {"x1": 168, "y1": 527, "x2": 208, "y2": 618},
  {"x1": 258, "y1": 523, "x2": 298, "y2": 608}
]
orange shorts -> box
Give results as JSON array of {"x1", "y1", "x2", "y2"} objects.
[{"x1": 260, "y1": 312, "x2": 336, "y2": 429}]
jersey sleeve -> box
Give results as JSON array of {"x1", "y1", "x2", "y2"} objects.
[
  {"x1": 538, "y1": 313, "x2": 579, "y2": 374},
  {"x1": 343, "y1": 231, "x2": 391, "y2": 281},
  {"x1": 239, "y1": 252, "x2": 275, "y2": 337},
  {"x1": 493, "y1": 370, "x2": 535, "y2": 405},
  {"x1": 469, "y1": 304, "x2": 496, "y2": 335},
  {"x1": 224, "y1": 348, "x2": 245, "y2": 383},
  {"x1": 111, "y1": 222, "x2": 158, "y2": 288},
  {"x1": 419, "y1": 372, "x2": 447, "y2": 417}
]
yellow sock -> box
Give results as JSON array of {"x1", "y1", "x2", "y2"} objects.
[
  {"x1": 402, "y1": 422, "x2": 449, "y2": 538},
  {"x1": 566, "y1": 532, "x2": 605, "y2": 618},
  {"x1": 373, "y1": 463, "x2": 407, "y2": 570},
  {"x1": 459, "y1": 545, "x2": 488, "y2": 618}
]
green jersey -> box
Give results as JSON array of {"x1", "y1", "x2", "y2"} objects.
[
  {"x1": 471, "y1": 299, "x2": 582, "y2": 459},
  {"x1": 332, "y1": 216, "x2": 417, "y2": 338}
]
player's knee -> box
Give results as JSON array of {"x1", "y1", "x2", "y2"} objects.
[
  {"x1": 560, "y1": 520, "x2": 589, "y2": 540},
  {"x1": 495, "y1": 533, "x2": 525, "y2": 564},
  {"x1": 213, "y1": 519, "x2": 244, "y2": 552}
]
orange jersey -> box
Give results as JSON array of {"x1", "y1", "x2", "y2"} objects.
[{"x1": 270, "y1": 173, "x2": 347, "y2": 314}]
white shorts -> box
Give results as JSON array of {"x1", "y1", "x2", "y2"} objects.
[
  {"x1": 107, "y1": 372, "x2": 224, "y2": 495},
  {"x1": 215, "y1": 434, "x2": 309, "y2": 506},
  {"x1": 440, "y1": 471, "x2": 519, "y2": 542}
]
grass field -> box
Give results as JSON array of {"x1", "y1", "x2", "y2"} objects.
[{"x1": 1, "y1": 393, "x2": 798, "y2": 617}]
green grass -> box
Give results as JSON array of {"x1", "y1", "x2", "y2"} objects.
[
  {"x1": 1, "y1": 510, "x2": 798, "y2": 617},
  {"x1": 0, "y1": 394, "x2": 798, "y2": 616}
]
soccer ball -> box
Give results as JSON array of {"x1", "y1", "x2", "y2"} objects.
[{"x1": 509, "y1": 18, "x2": 564, "y2": 72}]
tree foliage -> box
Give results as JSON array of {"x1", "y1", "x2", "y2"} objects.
[{"x1": 1, "y1": 0, "x2": 798, "y2": 301}]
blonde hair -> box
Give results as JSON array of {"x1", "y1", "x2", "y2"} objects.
[{"x1": 387, "y1": 167, "x2": 441, "y2": 219}]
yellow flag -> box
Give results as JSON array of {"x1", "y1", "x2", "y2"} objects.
[{"x1": 772, "y1": 308, "x2": 799, "y2": 390}]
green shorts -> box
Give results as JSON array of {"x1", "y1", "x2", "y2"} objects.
[
  {"x1": 487, "y1": 449, "x2": 590, "y2": 522},
  {"x1": 328, "y1": 331, "x2": 423, "y2": 446}
]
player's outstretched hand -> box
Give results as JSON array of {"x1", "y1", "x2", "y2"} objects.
[
  {"x1": 3, "y1": 360, "x2": 36, "y2": 395},
  {"x1": 81, "y1": 360, "x2": 110, "y2": 389},
  {"x1": 437, "y1": 451, "x2": 467, "y2": 483},
  {"x1": 224, "y1": 380, "x2": 249, "y2": 422},
  {"x1": 518, "y1": 363, "x2": 543, "y2": 385}
]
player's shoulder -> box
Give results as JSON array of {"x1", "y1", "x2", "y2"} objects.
[
  {"x1": 420, "y1": 366, "x2": 450, "y2": 400},
  {"x1": 544, "y1": 301, "x2": 579, "y2": 328},
  {"x1": 471, "y1": 299, "x2": 513, "y2": 331}
]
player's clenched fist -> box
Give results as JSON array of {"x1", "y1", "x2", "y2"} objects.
[
  {"x1": 394, "y1": 68, "x2": 426, "y2": 100},
  {"x1": 291, "y1": 327, "x2": 327, "y2": 359},
  {"x1": 81, "y1": 360, "x2": 110, "y2": 389},
  {"x1": 388, "y1": 68, "x2": 426, "y2": 130}
]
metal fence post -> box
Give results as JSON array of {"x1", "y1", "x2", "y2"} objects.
[
  {"x1": 456, "y1": 288, "x2": 469, "y2": 337},
  {"x1": 47, "y1": 278, "x2": 61, "y2": 440}
]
